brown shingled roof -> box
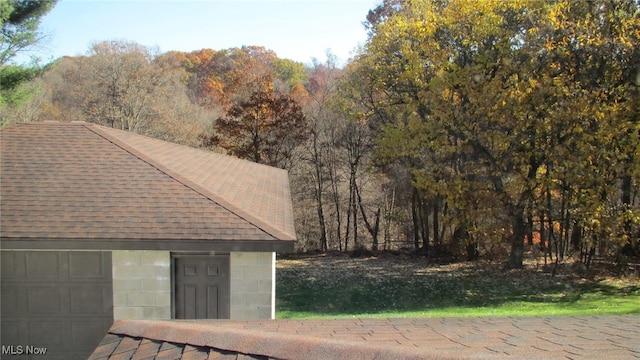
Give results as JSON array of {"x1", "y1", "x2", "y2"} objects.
[
  {"x1": 0, "y1": 122, "x2": 295, "y2": 251},
  {"x1": 91, "y1": 316, "x2": 640, "y2": 360},
  {"x1": 90, "y1": 319, "x2": 436, "y2": 360}
]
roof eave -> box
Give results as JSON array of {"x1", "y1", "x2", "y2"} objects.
[{"x1": 0, "y1": 237, "x2": 295, "y2": 253}]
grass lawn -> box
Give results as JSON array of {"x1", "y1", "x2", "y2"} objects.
[{"x1": 276, "y1": 252, "x2": 640, "y2": 319}]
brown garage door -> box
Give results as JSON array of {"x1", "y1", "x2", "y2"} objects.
[
  {"x1": 174, "y1": 254, "x2": 230, "y2": 319},
  {"x1": 1, "y1": 251, "x2": 113, "y2": 360}
]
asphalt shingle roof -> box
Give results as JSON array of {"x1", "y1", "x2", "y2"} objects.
[
  {"x1": 90, "y1": 316, "x2": 640, "y2": 360},
  {"x1": 0, "y1": 122, "x2": 295, "y2": 251}
]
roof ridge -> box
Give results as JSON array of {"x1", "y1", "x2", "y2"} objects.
[{"x1": 85, "y1": 123, "x2": 294, "y2": 241}]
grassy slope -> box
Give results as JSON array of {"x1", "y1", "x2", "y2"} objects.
[{"x1": 275, "y1": 253, "x2": 640, "y2": 319}]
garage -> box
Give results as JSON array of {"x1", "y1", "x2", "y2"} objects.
[
  {"x1": 1, "y1": 122, "x2": 297, "y2": 356},
  {"x1": 1, "y1": 251, "x2": 113, "y2": 360}
]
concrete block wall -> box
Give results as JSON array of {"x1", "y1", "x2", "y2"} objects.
[
  {"x1": 111, "y1": 250, "x2": 275, "y2": 320},
  {"x1": 230, "y1": 252, "x2": 275, "y2": 320},
  {"x1": 112, "y1": 250, "x2": 171, "y2": 320}
]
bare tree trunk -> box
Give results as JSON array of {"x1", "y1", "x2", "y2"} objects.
[
  {"x1": 355, "y1": 180, "x2": 381, "y2": 250},
  {"x1": 540, "y1": 213, "x2": 548, "y2": 265},
  {"x1": 327, "y1": 151, "x2": 343, "y2": 251},
  {"x1": 311, "y1": 135, "x2": 328, "y2": 252},
  {"x1": 345, "y1": 190, "x2": 351, "y2": 252},
  {"x1": 419, "y1": 197, "x2": 429, "y2": 252},
  {"x1": 411, "y1": 188, "x2": 420, "y2": 251},
  {"x1": 432, "y1": 197, "x2": 439, "y2": 247},
  {"x1": 382, "y1": 188, "x2": 395, "y2": 250},
  {"x1": 507, "y1": 204, "x2": 526, "y2": 269},
  {"x1": 372, "y1": 208, "x2": 381, "y2": 250},
  {"x1": 352, "y1": 180, "x2": 359, "y2": 249},
  {"x1": 316, "y1": 183, "x2": 328, "y2": 252},
  {"x1": 526, "y1": 212, "x2": 534, "y2": 246},
  {"x1": 621, "y1": 174, "x2": 635, "y2": 251}
]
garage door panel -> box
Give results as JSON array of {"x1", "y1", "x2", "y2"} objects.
[
  {"x1": 70, "y1": 286, "x2": 112, "y2": 313},
  {"x1": 1, "y1": 287, "x2": 18, "y2": 313},
  {"x1": 25, "y1": 252, "x2": 62, "y2": 278},
  {"x1": 0, "y1": 321, "x2": 25, "y2": 344},
  {"x1": 30, "y1": 321, "x2": 71, "y2": 348},
  {"x1": 69, "y1": 252, "x2": 108, "y2": 278},
  {"x1": 1, "y1": 252, "x2": 17, "y2": 277},
  {"x1": 0, "y1": 251, "x2": 113, "y2": 359},
  {"x1": 27, "y1": 286, "x2": 64, "y2": 313}
]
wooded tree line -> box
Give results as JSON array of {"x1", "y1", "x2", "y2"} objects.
[{"x1": 2, "y1": 0, "x2": 638, "y2": 269}]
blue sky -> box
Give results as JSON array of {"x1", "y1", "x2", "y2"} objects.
[{"x1": 20, "y1": 0, "x2": 379, "y2": 66}]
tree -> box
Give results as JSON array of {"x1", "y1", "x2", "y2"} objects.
[
  {"x1": 273, "y1": 58, "x2": 307, "y2": 92},
  {"x1": 0, "y1": 62, "x2": 38, "y2": 104},
  {"x1": 364, "y1": 0, "x2": 404, "y2": 39},
  {"x1": 36, "y1": 41, "x2": 214, "y2": 145},
  {"x1": 1, "y1": 0, "x2": 58, "y2": 124},
  {"x1": 295, "y1": 56, "x2": 342, "y2": 251},
  {"x1": 533, "y1": 0, "x2": 640, "y2": 265},
  {"x1": 0, "y1": 63, "x2": 47, "y2": 124},
  {"x1": 207, "y1": 75, "x2": 310, "y2": 169},
  {"x1": 65, "y1": 41, "x2": 170, "y2": 132},
  {"x1": 182, "y1": 46, "x2": 279, "y2": 110},
  {"x1": 1, "y1": 0, "x2": 58, "y2": 64},
  {"x1": 348, "y1": 0, "x2": 639, "y2": 267}
]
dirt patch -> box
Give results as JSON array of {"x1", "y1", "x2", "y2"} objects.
[{"x1": 278, "y1": 251, "x2": 637, "y2": 282}]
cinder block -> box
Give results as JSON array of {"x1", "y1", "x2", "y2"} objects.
[
  {"x1": 113, "y1": 293, "x2": 128, "y2": 307},
  {"x1": 244, "y1": 293, "x2": 271, "y2": 306},
  {"x1": 140, "y1": 251, "x2": 170, "y2": 266},
  {"x1": 256, "y1": 252, "x2": 274, "y2": 264},
  {"x1": 231, "y1": 267, "x2": 245, "y2": 280},
  {"x1": 113, "y1": 306, "x2": 142, "y2": 320},
  {"x1": 231, "y1": 252, "x2": 258, "y2": 266},
  {"x1": 231, "y1": 293, "x2": 246, "y2": 305},
  {"x1": 128, "y1": 293, "x2": 157, "y2": 306},
  {"x1": 242, "y1": 266, "x2": 273, "y2": 280},
  {"x1": 113, "y1": 279, "x2": 142, "y2": 292},
  {"x1": 112, "y1": 265, "x2": 129, "y2": 280},
  {"x1": 156, "y1": 293, "x2": 171, "y2": 306},
  {"x1": 112, "y1": 251, "x2": 140, "y2": 266},
  {"x1": 231, "y1": 304, "x2": 272, "y2": 320},
  {"x1": 231, "y1": 306, "x2": 258, "y2": 320},
  {"x1": 142, "y1": 306, "x2": 171, "y2": 319},
  {"x1": 142, "y1": 278, "x2": 170, "y2": 292},
  {"x1": 257, "y1": 279, "x2": 273, "y2": 293},
  {"x1": 257, "y1": 305, "x2": 273, "y2": 319},
  {"x1": 138, "y1": 265, "x2": 160, "y2": 279},
  {"x1": 231, "y1": 279, "x2": 258, "y2": 293},
  {"x1": 155, "y1": 266, "x2": 170, "y2": 279},
  {"x1": 113, "y1": 265, "x2": 156, "y2": 280}
]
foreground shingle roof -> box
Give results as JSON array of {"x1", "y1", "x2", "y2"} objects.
[
  {"x1": 90, "y1": 316, "x2": 640, "y2": 360},
  {"x1": 90, "y1": 319, "x2": 433, "y2": 360},
  {"x1": 0, "y1": 122, "x2": 295, "y2": 251}
]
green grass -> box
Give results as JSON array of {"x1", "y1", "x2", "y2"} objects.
[{"x1": 275, "y1": 255, "x2": 640, "y2": 319}]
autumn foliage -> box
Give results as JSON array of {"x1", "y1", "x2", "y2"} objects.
[
  {"x1": 205, "y1": 76, "x2": 309, "y2": 169},
  {"x1": 341, "y1": 0, "x2": 639, "y2": 268},
  {"x1": 2, "y1": 0, "x2": 638, "y2": 271}
]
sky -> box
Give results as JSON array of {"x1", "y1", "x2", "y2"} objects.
[{"x1": 18, "y1": 0, "x2": 379, "y2": 66}]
